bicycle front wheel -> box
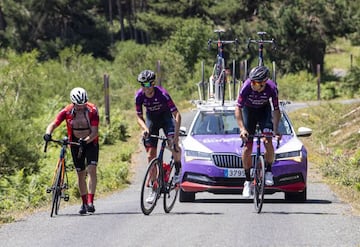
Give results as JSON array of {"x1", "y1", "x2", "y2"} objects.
[
  {"x1": 50, "y1": 160, "x2": 63, "y2": 217},
  {"x1": 253, "y1": 156, "x2": 265, "y2": 213},
  {"x1": 140, "y1": 158, "x2": 162, "y2": 215},
  {"x1": 163, "y1": 161, "x2": 179, "y2": 213}
]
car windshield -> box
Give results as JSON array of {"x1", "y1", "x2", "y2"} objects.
[{"x1": 191, "y1": 111, "x2": 293, "y2": 135}]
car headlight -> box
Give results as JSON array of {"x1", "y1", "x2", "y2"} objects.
[
  {"x1": 275, "y1": 150, "x2": 302, "y2": 162},
  {"x1": 184, "y1": 150, "x2": 212, "y2": 161}
]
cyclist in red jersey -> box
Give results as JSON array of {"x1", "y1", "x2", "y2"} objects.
[{"x1": 44, "y1": 87, "x2": 99, "y2": 214}]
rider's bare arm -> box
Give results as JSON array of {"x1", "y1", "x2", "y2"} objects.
[{"x1": 272, "y1": 109, "x2": 281, "y2": 134}]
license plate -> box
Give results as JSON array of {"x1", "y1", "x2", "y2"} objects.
[{"x1": 224, "y1": 168, "x2": 245, "y2": 178}]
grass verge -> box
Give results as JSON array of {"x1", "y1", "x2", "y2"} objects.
[{"x1": 288, "y1": 100, "x2": 360, "y2": 215}]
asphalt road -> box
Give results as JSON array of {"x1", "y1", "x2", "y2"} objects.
[{"x1": 0, "y1": 101, "x2": 359, "y2": 247}]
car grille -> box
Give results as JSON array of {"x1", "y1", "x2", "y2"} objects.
[{"x1": 211, "y1": 153, "x2": 258, "y2": 168}]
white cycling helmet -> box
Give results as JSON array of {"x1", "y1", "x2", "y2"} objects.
[
  {"x1": 70, "y1": 87, "x2": 88, "y2": 105},
  {"x1": 137, "y1": 70, "x2": 156, "y2": 84}
]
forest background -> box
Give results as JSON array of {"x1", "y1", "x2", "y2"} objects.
[{"x1": 0, "y1": 0, "x2": 359, "y2": 222}]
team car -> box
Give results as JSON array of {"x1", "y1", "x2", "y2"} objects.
[{"x1": 179, "y1": 99, "x2": 312, "y2": 202}]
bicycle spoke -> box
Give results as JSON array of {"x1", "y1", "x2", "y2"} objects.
[
  {"x1": 50, "y1": 162, "x2": 62, "y2": 217},
  {"x1": 140, "y1": 159, "x2": 161, "y2": 215},
  {"x1": 253, "y1": 156, "x2": 265, "y2": 213}
]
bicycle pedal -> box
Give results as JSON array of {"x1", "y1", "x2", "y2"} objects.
[
  {"x1": 46, "y1": 188, "x2": 52, "y2": 193},
  {"x1": 63, "y1": 183, "x2": 68, "y2": 189},
  {"x1": 63, "y1": 194, "x2": 70, "y2": 201}
]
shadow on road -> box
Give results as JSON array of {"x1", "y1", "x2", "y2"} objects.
[
  {"x1": 189, "y1": 198, "x2": 332, "y2": 205},
  {"x1": 54, "y1": 211, "x2": 142, "y2": 217},
  {"x1": 261, "y1": 211, "x2": 337, "y2": 215}
]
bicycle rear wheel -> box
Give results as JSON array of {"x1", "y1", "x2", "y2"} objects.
[
  {"x1": 50, "y1": 160, "x2": 63, "y2": 217},
  {"x1": 163, "y1": 161, "x2": 179, "y2": 213},
  {"x1": 140, "y1": 158, "x2": 162, "y2": 215},
  {"x1": 253, "y1": 156, "x2": 265, "y2": 213}
]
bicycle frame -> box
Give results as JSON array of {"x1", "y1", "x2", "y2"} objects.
[
  {"x1": 49, "y1": 144, "x2": 67, "y2": 190},
  {"x1": 208, "y1": 30, "x2": 239, "y2": 105}
]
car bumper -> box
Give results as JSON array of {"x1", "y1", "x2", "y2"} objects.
[{"x1": 180, "y1": 160, "x2": 307, "y2": 194}]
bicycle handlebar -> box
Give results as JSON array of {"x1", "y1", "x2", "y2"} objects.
[
  {"x1": 241, "y1": 134, "x2": 281, "y2": 149},
  {"x1": 43, "y1": 137, "x2": 81, "y2": 153},
  {"x1": 207, "y1": 39, "x2": 240, "y2": 51},
  {"x1": 149, "y1": 134, "x2": 179, "y2": 153}
]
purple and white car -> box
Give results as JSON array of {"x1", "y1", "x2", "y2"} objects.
[{"x1": 179, "y1": 100, "x2": 312, "y2": 202}]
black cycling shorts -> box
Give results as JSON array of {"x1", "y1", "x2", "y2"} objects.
[
  {"x1": 144, "y1": 111, "x2": 175, "y2": 148},
  {"x1": 70, "y1": 137, "x2": 99, "y2": 172},
  {"x1": 242, "y1": 104, "x2": 273, "y2": 136}
]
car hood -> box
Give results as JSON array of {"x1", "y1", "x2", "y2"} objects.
[
  {"x1": 181, "y1": 134, "x2": 302, "y2": 154},
  {"x1": 182, "y1": 134, "x2": 244, "y2": 154}
]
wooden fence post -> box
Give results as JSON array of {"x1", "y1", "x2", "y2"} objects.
[
  {"x1": 317, "y1": 64, "x2": 321, "y2": 100},
  {"x1": 104, "y1": 74, "x2": 110, "y2": 125},
  {"x1": 156, "y1": 60, "x2": 161, "y2": 86}
]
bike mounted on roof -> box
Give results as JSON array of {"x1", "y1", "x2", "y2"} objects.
[
  {"x1": 196, "y1": 31, "x2": 277, "y2": 107},
  {"x1": 197, "y1": 30, "x2": 239, "y2": 106},
  {"x1": 247, "y1": 31, "x2": 277, "y2": 83}
]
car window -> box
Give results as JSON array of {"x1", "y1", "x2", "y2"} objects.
[
  {"x1": 192, "y1": 110, "x2": 293, "y2": 135},
  {"x1": 192, "y1": 111, "x2": 239, "y2": 135},
  {"x1": 279, "y1": 114, "x2": 293, "y2": 135}
]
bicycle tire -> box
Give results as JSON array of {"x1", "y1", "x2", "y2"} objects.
[
  {"x1": 163, "y1": 161, "x2": 179, "y2": 213},
  {"x1": 253, "y1": 156, "x2": 265, "y2": 213},
  {"x1": 140, "y1": 158, "x2": 162, "y2": 215},
  {"x1": 55, "y1": 161, "x2": 66, "y2": 215},
  {"x1": 50, "y1": 160, "x2": 62, "y2": 217}
]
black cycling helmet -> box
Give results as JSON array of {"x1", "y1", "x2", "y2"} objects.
[
  {"x1": 137, "y1": 70, "x2": 156, "y2": 84},
  {"x1": 249, "y1": 66, "x2": 270, "y2": 82}
]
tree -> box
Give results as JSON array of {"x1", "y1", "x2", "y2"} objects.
[{"x1": 266, "y1": 0, "x2": 354, "y2": 75}]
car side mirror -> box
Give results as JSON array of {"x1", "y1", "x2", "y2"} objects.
[
  {"x1": 179, "y1": 126, "x2": 187, "y2": 136},
  {"x1": 297, "y1": 127, "x2": 312, "y2": 137}
]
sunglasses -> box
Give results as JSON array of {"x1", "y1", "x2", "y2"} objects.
[
  {"x1": 141, "y1": 82, "x2": 152, "y2": 88},
  {"x1": 251, "y1": 80, "x2": 266, "y2": 86}
]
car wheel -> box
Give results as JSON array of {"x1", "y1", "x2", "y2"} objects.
[
  {"x1": 285, "y1": 187, "x2": 307, "y2": 202},
  {"x1": 179, "y1": 189, "x2": 195, "y2": 202}
]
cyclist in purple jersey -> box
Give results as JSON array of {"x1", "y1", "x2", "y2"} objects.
[
  {"x1": 135, "y1": 70, "x2": 182, "y2": 204},
  {"x1": 235, "y1": 66, "x2": 281, "y2": 198}
]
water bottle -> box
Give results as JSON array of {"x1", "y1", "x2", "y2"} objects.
[{"x1": 162, "y1": 162, "x2": 171, "y2": 182}]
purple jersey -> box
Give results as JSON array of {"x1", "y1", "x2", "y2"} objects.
[
  {"x1": 135, "y1": 86, "x2": 178, "y2": 116},
  {"x1": 237, "y1": 78, "x2": 279, "y2": 110}
]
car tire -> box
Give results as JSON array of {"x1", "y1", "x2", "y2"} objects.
[
  {"x1": 285, "y1": 187, "x2": 307, "y2": 202},
  {"x1": 179, "y1": 189, "x2": 195, "y2": 202}
]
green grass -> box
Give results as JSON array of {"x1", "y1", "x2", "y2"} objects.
[
  {"x1": 325, "y1": 37, "x2": 360, "y2": 71},
  {"x1": 289, "y1": 102, "x2": 360, "y2": 214}
]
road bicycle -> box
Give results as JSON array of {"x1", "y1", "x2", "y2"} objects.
[
  {"x1": 247, "y1": 31, "x2": 277, "y2": 82},
  {"x1": 44, "y1": 136, "x2": 81, "y2": 217},
  {"x1": 140, "y1": 135, "x2": 179, "y2": 215},
  {"x1": 242, "y1": 124, "x2": 279, "y2": 213},
  {"x1": 207, "y1": 30, "x2": 239, "y2": 105}
]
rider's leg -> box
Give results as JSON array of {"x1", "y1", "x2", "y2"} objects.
[
  {"x1": 147, "y1": 147, "x2": 157, "y2": 163},
  {"x1": 242, "y1": 141, "x2": 253, "y2": 181},
  {"x1": 86, "y1": 143, "x2": 99, "y2": 206},
  {"x1": 77, "y1": 170, "x2": 88, "y2": 204},
  {"x1": 263, "y1": 137, "x2": 274, "y2": 171},
  {"x1": 260, "y1": 104, "x2": 274, "y2": 172}
]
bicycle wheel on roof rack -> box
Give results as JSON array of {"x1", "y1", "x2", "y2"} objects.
[
  {"x1": 140, "y1": 158, "x2": 162, "y2": 215},
  {"x1": 50, "y1": 160, "x2": 62, "y2": 217},
  {"x1": 163, "y1": 160, "x2": 179, "y2": 213},
  {"x1": 253, "y1": 156, "x2": 265, "y2": 213}
]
